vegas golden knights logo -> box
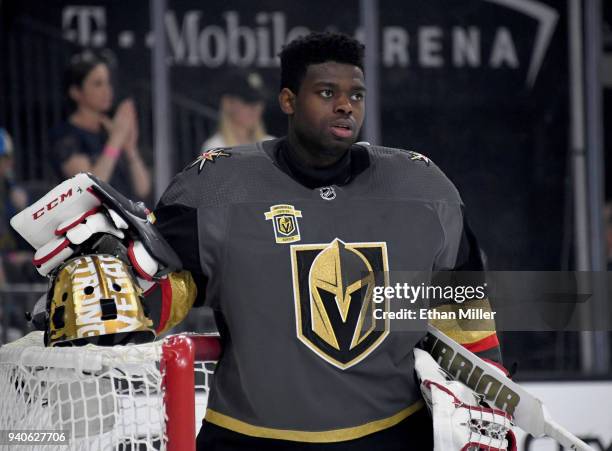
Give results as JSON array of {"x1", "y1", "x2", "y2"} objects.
[
  {"x1": 265, "y1": 204, "x2": 302, "y2": 243},
  {"x1": 277, "y1": 216, "x2": 295, "y2": 235},
  {"x1": 291, "y1": 239, "x2": 389, "y2": 369}
]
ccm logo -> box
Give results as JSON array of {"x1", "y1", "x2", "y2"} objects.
[{"x1": 32, "y1": 189, "x2": 73, "y2": 220}]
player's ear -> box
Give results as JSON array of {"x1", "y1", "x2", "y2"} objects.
[{"x1": 278, "y1": 88, "x2": 296, "y2": 115}]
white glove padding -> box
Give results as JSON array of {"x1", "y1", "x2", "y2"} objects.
[
  {"x1": 57, "y1": 209, "x2": 125, "y2": 244},
  {"x1": 11, "y1": 173, "x2": 159, "y2": 278},
  {"x1": 414, "y1": 348, "x2": 516, "y2": 451},
  {"x1": 128, "y1": 240, "x2": 159, "y2": 281},
  {"x1": 32, "y1": 237, "x2": 74, "y2": 276}
]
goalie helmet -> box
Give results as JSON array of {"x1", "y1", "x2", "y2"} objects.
[{"x1": 46, "y1": 254, "x2": 155, "y2": 347}]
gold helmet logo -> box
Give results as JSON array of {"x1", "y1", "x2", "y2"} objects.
[
  {"x1": 277, "y1": 216, "x2": 295, "y2": 235},
  {"x1": 309, "y1": 240, "x2": 375, "y2": 351},
  {"x1": 48, "y1": 254, "x2": 155, "y2": 347},
  {"x1": 292, "y1": 239, "x2": 389, "y2": 369}
]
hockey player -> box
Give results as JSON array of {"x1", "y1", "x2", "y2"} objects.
[
  {"x1": 12, "y1": 32, "x2": 512, "y2": 450},
  {"x1": 161, "y1": 32, "x2": 507, "y2": 450}
]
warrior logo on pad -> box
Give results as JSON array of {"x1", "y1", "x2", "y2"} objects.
[{"x1": 290, "y1": 239, "x2": 390, "y2": 369}]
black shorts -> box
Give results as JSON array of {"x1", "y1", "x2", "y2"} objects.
[{"x1": 196, "y1": 407, "x2": 433, "y2": 451}]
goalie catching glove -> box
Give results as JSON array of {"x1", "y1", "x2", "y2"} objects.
[
  {"x1": 414, "y1": 348, "x2": 517, "y2": 451},
  {"x1": 10, "y1": 173, "x2": 181, "y2": 283},
  {"x1": 12, "y1": 173, "x2": 198, "y2": 344}
]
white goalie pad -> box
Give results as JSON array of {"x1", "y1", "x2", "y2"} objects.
[{"x1": 414, "y1": 348, "x2": 516, "y2": 451}]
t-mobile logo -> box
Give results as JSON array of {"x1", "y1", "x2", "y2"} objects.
[{"x1": 62, "y1": 6, "x2": 107, "y2": 47}]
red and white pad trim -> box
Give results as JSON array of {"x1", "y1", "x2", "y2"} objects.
[
  {"x1": 32, "y1": 238, "x2": 74, "y2": 276},
  {"x1": 55, "y1": 207, "x2": 100, "y2": 235},
  {"x1": 423, "y1": 380, "x2": 513, "y2": 421},
  {"x1": 128, "y1": 240, "x2": 159, "y2": 281},
  {"x1": 64, "y1": 212, "x2": 125, "y2": 245}
]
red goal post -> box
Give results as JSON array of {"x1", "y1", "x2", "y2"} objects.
[
  {"x1": 163, "y1": 334, "x2": 221, "y2": 451},
  {"x1": 0, "y1": 331, "x2": 221, "y2": 450}
]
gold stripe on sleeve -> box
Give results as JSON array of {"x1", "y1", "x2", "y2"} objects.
[
  {"x1": 158, "y1": 271, "x2": 198, "y2": 334},
  {"x1": 429, "y1": 298, "x2": 496, "y2": 344}
]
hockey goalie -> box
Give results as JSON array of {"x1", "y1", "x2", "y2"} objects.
[
  {"x1": 8, "y1": 170, "x2": 525, "y2": 450},
  {"x1": 11, "y1": 166, "x2": 590, "y2": 451}
]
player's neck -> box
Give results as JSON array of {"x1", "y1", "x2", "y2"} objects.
[
  {"x1": 280, "y1": 137, "x2": 351, "y2": 189},
  {"x1": 286, "y1": 128, "x2": 347, "y2": 169}
]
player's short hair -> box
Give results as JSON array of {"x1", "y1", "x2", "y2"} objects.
[{"x1": 279, "y1": 32, "x2": 365, "y2": 93}]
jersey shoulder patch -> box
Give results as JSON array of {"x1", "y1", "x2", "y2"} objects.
[
  {"x1": 184, "y1": 147, "x2": 232, "y2": 173},
  {"x1": 405, "y1": 150, "x2": 431, "y2": 166}
]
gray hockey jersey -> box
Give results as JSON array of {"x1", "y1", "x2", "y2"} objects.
[{"x1": 154, "y1": 138, "x2": 500, "y2": 442}]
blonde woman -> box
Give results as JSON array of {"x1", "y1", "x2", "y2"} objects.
[{"x1": 203, "y1": 71, "x2": 274, "y2": 150}]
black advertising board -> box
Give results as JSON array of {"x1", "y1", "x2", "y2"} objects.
[{"x1": 2, "y1": 0, "x2": 568, "y2": 270}]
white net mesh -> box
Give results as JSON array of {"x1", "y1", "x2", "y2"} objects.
[{"x1": 0, "y1": 332, "x2": 215, "y2": 450}]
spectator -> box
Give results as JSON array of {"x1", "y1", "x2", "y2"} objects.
[
  {"x1": 0, "y1": 128, "x2": 30, "y2": 258},
  {"x1": 202, "y1": 70, "x2": 274, "y2": 150},
  {"x1": 49, "y1": 50, "x2": 151, "y2": 200},
  {"x1": 0, "y1": 126, "x2": 39, "y2": 347},
  {"x1": 0, "y1": 128, "x2": 32, "y2": 282}
]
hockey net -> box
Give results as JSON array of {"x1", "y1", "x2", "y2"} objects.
[{"x1": 0, "y1": 331, "x2": 220, "y2": 451}]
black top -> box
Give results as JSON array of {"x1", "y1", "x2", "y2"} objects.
[
  {"x1": 49, "y1": 121, "x2": 137, "y2": 200},
  {"x1": 274, "y1": 138, "x2": 366, "y2": 189}
]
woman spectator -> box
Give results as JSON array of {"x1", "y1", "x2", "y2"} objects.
[
  {"x1": 50, "y1": 50, "x2": 151, "y2": 200},
  {"x1": 202, "y1": 70, "x2": 274, "y2": 150}
]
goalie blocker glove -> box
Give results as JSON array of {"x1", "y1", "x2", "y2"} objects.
[
  {"x1": 10, "y1": 173, "x2": 182, "y2": 281},
  {"x1": 414, "y1": 348, "x2": 517, "y2": 451}
]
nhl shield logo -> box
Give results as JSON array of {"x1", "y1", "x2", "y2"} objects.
[
  {"x1": 264, "y1": 204, "x2": 302, "y2": 243},
  {"x1": 290, "y1": 239, "x2": 390, "y2": 370},
  {"x1": 319, "y1": 186, "x2": 336, "y2": 200}
]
